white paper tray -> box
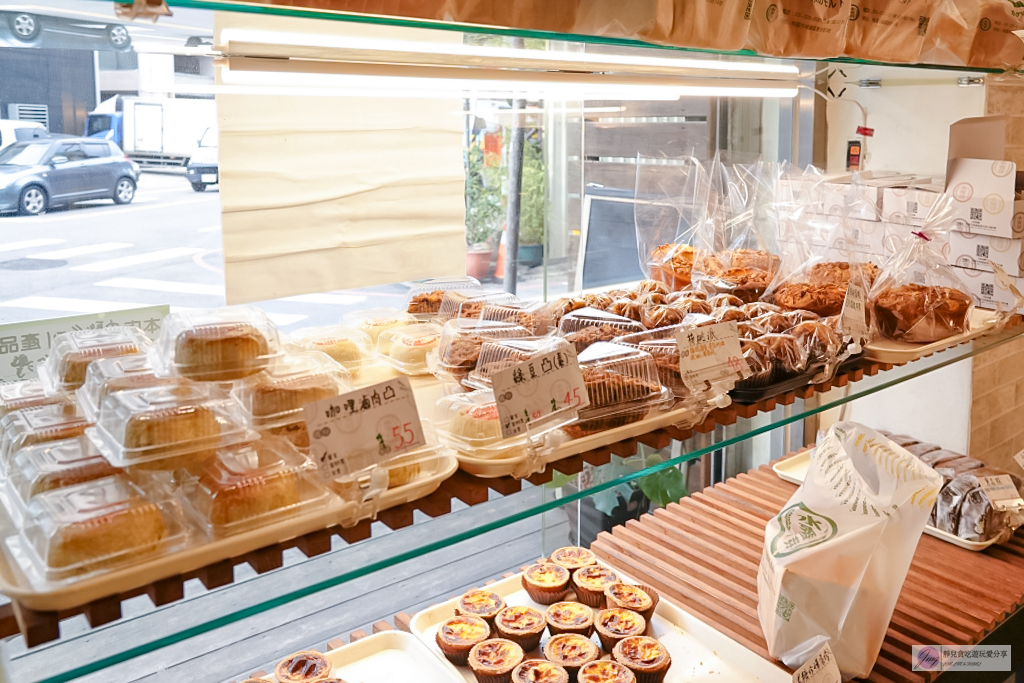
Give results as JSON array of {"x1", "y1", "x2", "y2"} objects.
[
  {"x1": 772, "y1": 449, "x2": 1000, "y2": 551},
  {"x1": 864, "y1": 308, "x2": 1004, "y2": 364},
  {"x1": 410, "y1": 566, "x2": 790, "y2": 683},
  {"x1": 250, "y1": 630, "x2": 465, "y2": 682}
]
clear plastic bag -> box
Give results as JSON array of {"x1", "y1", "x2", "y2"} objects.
[
  {"x1": 634, "y1": 155, "x2": 710, "y2": 292},
  {"x1": 868, "y1": 194, "x2": 974, "y2": 343},
  {"x1": 691, "y1": 153, "x2": 783, "y2": 304},
  {"x1": 843, "y1": 0, "x2": 937, "y2": 63}
]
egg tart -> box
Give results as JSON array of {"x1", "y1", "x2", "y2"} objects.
[
  {"x1": 274, "y1": 650, "x2": 333, "y2": 682},
  {"x1": 604, "y1": 584, "x2": 658, "y2": 622},
  {"x1": 521, "y1": 563, "x2": 571, "y2": 605},
  {"x1": 612, "y1": 637, "x2": 671, "y2": 683},
  {"x1": 578, "y1": 661, "x2": 637, "y2": 683},
  {"x1": 543, "y1": 634, "x2": 600, "y2": 682},
  {"x1": 595, "y1": 608, "x2": 647, "y2": 653},
  {"x1": 545, "y1": 601, "x2": 595, "y2": 637},
  {"x1": 436, "y1": 615, "x2": 492, "y2": 665},
  {"x1": 549, "y1": 547, "x2": 597, "y2": 572},
  {"x1": 458, "y1": 589, "x2": 507, "y2": 630},
  {"x1": 572, "y1": 566, "x2": 619, "y2": 607},
  {"x1": 512, "y1": 659, "x2": 570, "y2": 683},
  {"x1": 495, "y1": 605, "x2": 546, "y2": 652},
  {"x1": 468, "y1": 638, "x2": 525, "y2": 683}
]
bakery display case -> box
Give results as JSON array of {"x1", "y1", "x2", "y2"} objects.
[{"x1": 2, "y1": 1, "x2": 1024, "y2": 682}]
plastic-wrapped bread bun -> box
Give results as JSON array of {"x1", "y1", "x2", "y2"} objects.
[
  {"x1": 746, "y1": 0, "x2": 850, "y2": 57},
  {"x1": 843, "y1": 0, "x2": 936, "y2": 63}
]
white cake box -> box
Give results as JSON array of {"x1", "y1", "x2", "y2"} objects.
[{"x1": 948, "y1": 231, "x2": 1024, "y2": 276}]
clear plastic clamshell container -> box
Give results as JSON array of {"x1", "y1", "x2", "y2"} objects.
[
  {"x1": 175, "y1": 436, "x2": 330, "y2": 537},
  {"x1": 478, "y1": 300, "x2": 559, "y2": 335},
  {"x1": 38, "y1": 327, "x2": 151, "y2": 394},
  {"x1": 341, "y1": 307, "x2": 416, "y2": 345},
  {"x1": 19, "y1": 474, "x2": 188, "y2": 581},
  {"x1": 556, "y1": 308, "x2": 646, "y2": 353},
  {"x1": 87, "y1": 384, "x2": 253, "y2": 469},
  {"x1": 76, "y1": 354, "x2": 174, "y2": 422},
  {"x1": 329, "y1": 432, "x2": 448, "y2": 503},
  {"x1": 1, "y1": 402, "x2": 92, "y2": 472},
  {"x1": 287, "y1": 325, "x2": 373, "y2": 374},
  {"x1": 437, "y1": 290, "x2": 519, "y2": 323},
  {"x1": 376, "y1": 323, "x2": 443, "y2": 375},
  {"x1": 152, "y1": 306, "x2": 282, "y2": 382},
  {"x1": 405, "y1": 276, "x2": 482, "y2": 319},
  {"x1": 637, "y1": 340, "x2": 688, "y2": 398},
  {"x1": 465, "y1": 337, "x2": 572, "y2": 390},
  {"x1": 0, "y1": 380, "x2": 68, "y2": 418},
  {"x1": 234, "y1": 351, "x2": 351, "y2": 429},
  {"x1": 434, "y1": 319, "x2": 533, "y2": 378},
  {"x1": 566, "y1": 342, "x2": 673, "y2": 438},
  {"x1": 433, "y1": 390, "x2": 535, "y2": 460},
  {"x1": 8, "y1": 436, "x2": 121, "y2": 509}
]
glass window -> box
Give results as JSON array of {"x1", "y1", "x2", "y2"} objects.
[
  {"x1": 0, "y1": 142, "x2": 52, "y2": 166},
  {"x1": 83, "y1": 142, "x2": 110, "y2": 158},
  {"x1": 57, "y1": 143, "x2": 87, "y2": 161},
  {"x1": 86, "y1": 114, "x2": 113, "y2": 137}
]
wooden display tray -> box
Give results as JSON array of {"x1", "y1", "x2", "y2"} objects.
[{"x1": 591, "y1": 460, "x2": 1024, "y2": 683}]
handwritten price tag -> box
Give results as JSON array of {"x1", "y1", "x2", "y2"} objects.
[
  {"x1": 792, "y1": 643, "x2": 840, "y2": 683},
  {"x1": 492, "y1": 347, "x2": 589, "y2": 439},
  {"x1": 303, "y1": 376, "x2": 425, "y2": 482},
  {"x1": 979, "y1": 474, "x2": 1024, "y2": 512},
  {"x1": 841, "y1": 283, "x2": 869, "y2": 344},
  {"x1": 674, "y1": 321, "x2": 749, "y2": 393}
]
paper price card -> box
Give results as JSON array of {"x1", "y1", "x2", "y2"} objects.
[
  {"x1": 492, "y1": 347, "x2": 590, "y2": 439},
  {"x1": 674, "y1": 321, "x2": 749, "y2": 393},
  {"x1": 303, "y1": 376, "x2": 425, "y2": 482},
  {"x1": 979, "y1": 475, "x2": 1024, "y2": 512},
  {"x1": 792, "y1": 643, "x2": 840, "y2": 683},
  {"x1": 840, "y1": 283, "x2": 869, "y2": 343}
]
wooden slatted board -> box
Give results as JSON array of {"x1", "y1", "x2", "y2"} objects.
[{"x1": 592, "y1": 462, "x2": 1024, "y2": 683}]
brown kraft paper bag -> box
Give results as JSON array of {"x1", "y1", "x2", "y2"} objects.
[
  {"x1": 446, "y1": 0, "x2": 580, "y2": 33},
  {"x1": 843, "y1": 0, "x2": 936, "y2": 63},
  {"x1": 747, "y1": 0, "x2": 851, "y2": 57},
  {"x1": 642, "y1": 0, "x2": 755, "y2": 51},
  {"x1": 921, "y1": 0, "x2": 1024, "y2": 68}
]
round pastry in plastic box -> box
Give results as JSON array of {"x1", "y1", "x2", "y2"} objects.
[
  {"x1": 405, "y1": 276, "x2": 481, "y2": 318},
  {"x1": 437, "y1": 290, "x2": 519, "y2": 323},
  {"x1": 433, "y1": 390, "x2": 532, "y2": 460},
  {"x1": 77, "y1": 353, "x2": 173, "y2": 422},
  {"x1": 152, "y1": 306, "x2": 282, "y2": 382},
  {"x1": 478, "y1": 300, "x2": 559, "y2": 335},
  {"x1": 341, "y1": 307, "x2": 416, "y2": 345},
  {"x1": 287, "y1": 325, "x2": 373, "y2": 374},
  {"x1": 38, "y1": 326, "x2": 151, "y2": 395},
  {"x1": 376, "y1": 323, "x2": 443, "y2": 375}
]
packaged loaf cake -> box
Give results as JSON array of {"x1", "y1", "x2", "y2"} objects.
[
  {"x1": 155, "y1": 306, "x2": 281, "y2": 382},
  {"x1": 8, "y1": 436, "x2": 121, "y2": 505},
  {"x1": 77, "y1": 354, "x2": 173, "y2": 421},
  {"x1": 0, "y1": 380, "x2": 68, "y2": 419},
  {"x1": 1, "y1": 402, "x2": 92, "y2": 471},
  {"x1": 39, "y1": 327, "x2": 150, "y2": 394}
]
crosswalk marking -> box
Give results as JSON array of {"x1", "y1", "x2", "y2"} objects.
[
  {"x1": 95, "y1": 278, "x2": 225, "y2": 297},
  {"x1": 71, "y1": 248, "x2": 205, "y2": 273},
  {"x1": 0, "y1": 239, "x2": 65, "y2": 253},
  {"x1": 30, "y1": 243, "x2": 133, "y2": 260},
  {"x1": 282, "y1": 293, "x2": 367, "y2": 306},
  {"x1": 0, "y1": 297, "x2": 152, "y2": 313}
]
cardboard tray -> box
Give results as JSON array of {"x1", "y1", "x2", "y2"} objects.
[
  {"x1": 410, "y1": 566, "x2": 790, "y2": 683},
  {"x1": 772, "y1": 449, "x2": 1001, "y2": 551},
  {"x1": 864, "y1": 308, "x2": 1004, "y2": 364},
  {"x1": 0, "y1": 451, "x2": 458, "y2": 612}
]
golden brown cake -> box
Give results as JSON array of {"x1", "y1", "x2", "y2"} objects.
[
  {"x1": 808, "y1": 261, "x2": 880, "y2": 288},
  {"x1": 771, "y1": 282, "x2": 846, "y2": 317},
  {"x1": 604, "y1": 584, "x2": 658, "y2": 622},
  {"x1": 741, "y1": 302, "x2": 782, "y2": 317},
  {"x1": 545, "y1": 601, "x2": 595, "y2": 637},
  {"x1": 494, "y1": 605, "x2": 546, "y2": 652},
  {"x1": 175, "y1": 324, "x2": 270, "y2": 381},
  {"x1": 1, "y1": 403, "x2": 92, "y2": 463},
  {"x1": 564, "y1": 325, "x2": 632, "y2": 354},
  {"x1": 635, "y1": 293, "x2": 667, "y2": 308},
  {"x1": 512, "y1": 660, "x2": 570, "y2": 683},
  {"x1": 710, "y1": 306, "x2": 749, "y2": 323},
  {"x1": 595, "y1": 608, "x2": 647, "y2": 653},
  {"x1": 0, "y1": 380, "x2": 66, "y2": 418},
  {"x1": 669, "y1": 298, "x2": 712, "y2": 316},
  {"x1": 196, "y1": 448, "x2": 302, "y2": 528},
  {"x1": 636, "y1": 280, "x2": 671, "y2": 295},
  {"x1": 308, "y1": 337, "x2": 364, "y2": 365},
  {"x1": 123, "y1": 404, "x2": 221, "y2": 459},
  {"x1": 752, "y1": 312, "x2": 795, "y2": 335},
  {"x1": 262, "y1": 421, "x2": 311, "y2": 450},
  {"x1": 385, "y1": 451, "x2": 424, "y2": 489},
  {"x1": 408, "y1": 289, "x2": 446, "y2": 314},
  {"x1": 640, "y1": 305, "x2": 686, "y2": 330},
  {"x1": 24, "y1": 444, "x2": 121, "y2": 496},
  {"x1": 59, "y1": 345, "x2": 141, "y2": 391},
  {"x1": 521, "y1": 562, "x2": 571, "y2": 604},
  {"x1": 707, "y1": 293, "x2": 745, "y2": 309},
  {"x1": 436, "y1": 615, "x2": 491, "y2": 665},
  {"x1": 790, "y1": 321, "x2": 842, "y2": 364},
  {"x1": 543, "y1": 634, "x2": 600, "y2": 681},
  {"x1": 572, "y1": 565, "x2": 620, "y2": 607},
  {"x1": 700, "y1": 250, "x2": 781, "y2": 303},
  {"x1": 249, "y1": 374, "x2": 338, "y2": 419},
  {"x1": 457, "y1": 589, "x2": 506, "y2": 628},
  {"x1": 468, "y1": 639, "x2": 525, "y2": 683},
  {"x1": 579, "y1": 661, "x2": 637, "y2": 683},
  {"x1": 609, "y1": 299, "x2": 644, "y2": 323},
  {"x1": 549, "y1": 546, "x2": 597, "y2": 571},
  {"x1": 612, "y1": 637, "x2": 671, "y2": 683},
  {"x1": 649, "y1": 244, "x2": 696, "y2": 291},
  {"x1": 274, "y1": 650, "x2": 333, "y2": 683},
  {"x1": 871, "y1": 284, "x2": 972, "y2": 343}
]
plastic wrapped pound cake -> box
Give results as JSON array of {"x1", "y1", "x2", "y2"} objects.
[
  {"x1": 76, "y1": 354, "x2": 173, "y2": 422},
  {"x1": 7, "y1": 436, "x2": 121, "y2": 506},
  {"x1": 466, "y1": 337, "x2": 573, "y2": 391},
  {"x1": 0, "y1": 402, "x2": 93, "y2": 472},
  {"x1": 38, "y1": 327, "x2": 151, "y2": 394},
  {"x1": 0, "y1": 380, "x2": 67, "y2": 418}
]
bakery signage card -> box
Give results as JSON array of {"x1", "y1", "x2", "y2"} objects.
[
  {"x1": 840, "y1": 283, "x2": 869, "y2": 343},
  {"x1": 491, "y1": 347, "x2": 589, "y2": 439},
  {"x1": 792, "y1": 643, "x2": 841, "y2": 683},
  {"x1": 674, "y1": 321, "x2": 749, "y2": 393},
  {"x1": 978, "y1": 475, "x2": 1024, "y2": 512},
  {"x1": 304, "y1": 376, "x2": 426, "y2": 481}
]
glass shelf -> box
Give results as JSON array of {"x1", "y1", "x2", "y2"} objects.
[
  {"x1": 18, "y1": 320, "x2": 1024, "y2": 683},
  {"x1": 143, "y1": 0, "x2": 1007, "y2": 74}
]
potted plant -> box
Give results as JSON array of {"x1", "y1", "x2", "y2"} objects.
[
  {"x1": 465, "y1": 137, "x2": 503, "y2": 280},
  {"x1": 517, "y1": 133, "x2": 546, "y2": 268}
]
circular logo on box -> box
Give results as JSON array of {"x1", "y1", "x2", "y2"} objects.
[
  {"x1": 985, "y1": 194, "x2": 1005, "y2": 214},
  {"x1": 953, "y1": 182, "x2": 974, "y2": 202},
  {"x1": 943, "y1": 242, "x2": 951, "y2": 259},
  {"x1": 956, "y1": 255, "x2": 978, "y2": 269},
  {"x1": 766, "y1": 4, "x2": 778, "y2": 20},
  {"x1": 960, "y1": 265, "x2": 981, "y2": 278},
  {"x1": 890, "y1": 212, "x2": 907, "y2": 225},
  {"x1": 891, "y1": 187, "x2": 907, "y2": 197},
  {"x1": 883, "y1": 233, "x2": 903, "y2": 254},
  {"x1": 1014, "y1": 212, "x2": 1024, "y2": 236},
  {"x1": 831, "y1": 237, "x2": 850, "y2": 256},
  {"x1": 829, "y1": 204, "x2": 843, "y2": 216},
  {"x1": 980, "y1": 17, "x2": 992, "y2": 30},
  {"x1": 992, "y1": 236, "x2": 1012, "y2": 253},
  {"x1": 993, "y1": 160, "x2": 1015, "y2": 177},
  {"x1": 861, "y1": 220, "x2": 878, "y2": 235},
  {"x1": 916, "y1": 647, "x2": 942, "y2": 671},
  {"x1": 919, "y1": 191, "x2": 937, "y2": 207},
  {"x1": 954, "y1": 218, "x2": 972, "y2": 234}
]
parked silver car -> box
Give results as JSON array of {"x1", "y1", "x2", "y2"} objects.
[{"x1": 0, "y1": 138, "x2": 138, "y2": 216}]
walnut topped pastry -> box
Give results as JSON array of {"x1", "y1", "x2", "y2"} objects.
[
  {"x1": 564, "y1": 325, "x2": 633, "y2": 354},
  {"x1": 579, "y1": 661, "x2": 637, "y2": 683},
  {"x1": 699, "y1": 250, "x2": 781, "y2": 303},
  {"x1": 274, "y1": 650, "x2": 332, "y2": 683},
  {"x1": 408, "y1": 289, "x2": 445, "y2": 314},
  {"x1": 641, "y1": 305, "x2": 686, "y2": 330},
  {"x1": 790, "y1": 321, "x2": 841, "y2": 364},
  {"x1": 752, "y1": 312, "x2": 794, "y2": 334},
  {"x1": 707, "y1": 293, "x2": 744, "y2": 309},
  {"x1": 871, "y1": 284, "x2": 972, "y2": 343},
  {"x1": 609, "y1": 299, "x2": 644, "y2": 323},
  {"x1": 771, "y1": 282, "x2": 846, "y2": 317},
  {"x1": 710, "y1": 306, "x2": 748, "y2": 323},
  {"x1": 635, "y1": 292, "x2": 667, "y2": 307},
  {"x1": 649, "y1": 243, "x2": 697, "y2": 290},
  {"x1": 808, "y1": 261, "x2": 880, "y2": 288},
  {"x1": 581, "y1": 367, "x2": 659, "y2": 407},
  {"x1": 469, "y1": 639, "x2": 525, "y2": 683},
  {"x1": 741, "y1": 302, "x2": 782, "y2": 317},
  {"x1": 669, "y1": 298, "x2": 712, "y2": 316},
  {"x1": 612, "y1": 636, "x2": 671, "y2": 683},
  {"x1": 513, "y1": 660, "x2": 570, "y2": 683},
  {"x1": 437, "y1": 615, "x2": 491, "y2": 665},
  {"x1": 582, "y1": 293, "x2": 615, "y2": 311}
]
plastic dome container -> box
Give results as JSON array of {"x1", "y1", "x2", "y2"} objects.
[
  {"x1": 77, "y1": 354, "x2": 174, "y2": 422},
  {"x1": 340, "y1": 307, "x2": 416, "y2": 345},
  {"x1": 287, "y1": 325, "x2": 374, "y2": 374},
  {"x1": 405, "y1": 276, "x2": 482, "y2": 319},
  {"x1": 465, "y1": 337, "x2": 573, "y2": 390},
  {"x1": 437, "y1": 291, "x2": 519, "y2": 323},
  {"x1": 233, "y1": 351, "x2": 351, "y2": 429},
  {"x1": 38, "y1": 327, "x2": 151, "y2": 394},
  {"x1": 556, "y1": 308, "x2": 646, "y2": 353},
  {"x1": 1, "y1": 402, "x2": 92, "y2": 473},
  {"x1": 0, "y1": 380, "x2": 68, "y2": 419},
  {"x1": 434, "y1": 319, "x2": 533, "y2": 377},
  {"x1": 376, "y1": 323, "x2": 443, "y2": 375},
  {"x1": 478, "y1": 300, "x2": 560, "y2": 335},
  {"x1": 7, "y1": 436, "x2": 121, "y2": 512}
]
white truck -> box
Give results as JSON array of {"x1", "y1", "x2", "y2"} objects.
[{"x1": 84, "y1": 95, "x2": 216, "y2": 168}]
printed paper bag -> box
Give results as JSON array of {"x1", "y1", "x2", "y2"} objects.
[{"x1": 757, "y1": 422, "x2": 942, "y2": 680}]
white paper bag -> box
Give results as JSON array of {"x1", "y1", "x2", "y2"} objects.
[{"x1": 757, "y1": 422, "x2": 942, "y2": 680}]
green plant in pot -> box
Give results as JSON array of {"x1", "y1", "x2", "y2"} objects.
[
  {"x1": 465, "y1": 137, "x2": 503, "y2": 280},
  {"x1": 517, "y1": 133, "x2": 546, "y2": 267}
]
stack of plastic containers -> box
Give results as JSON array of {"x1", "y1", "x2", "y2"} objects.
[
  {"x1": 0, "y1": 380, "x2": 68, "y2": 418},
  {"x1": 437, "y1": 290, "x2": 519, "y2": 323},
  {"x1": 341, "y1": 308, "x2": 416, "y2": 346},
  {"x1": 37, "y1": 327, "x2": 151, "y2": 394},
  {"x1": 76, "y1": 354, "x2": 172, "y2": 421},
  {"x1": 478, "y1": 301, "x2": 560, "y2": 335},
  {"x1": 404, "y1": 276, "x2": 482, "y2": 320},
  {"x1": 430, "y1": 319, "x2": 532, "y2": 388},
  {"x1": 556, "y1": 308, "x2": 646, "y2": 353},
  {"x1": 465, "y1": 338, "x2": 573, "y2": 390}
]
